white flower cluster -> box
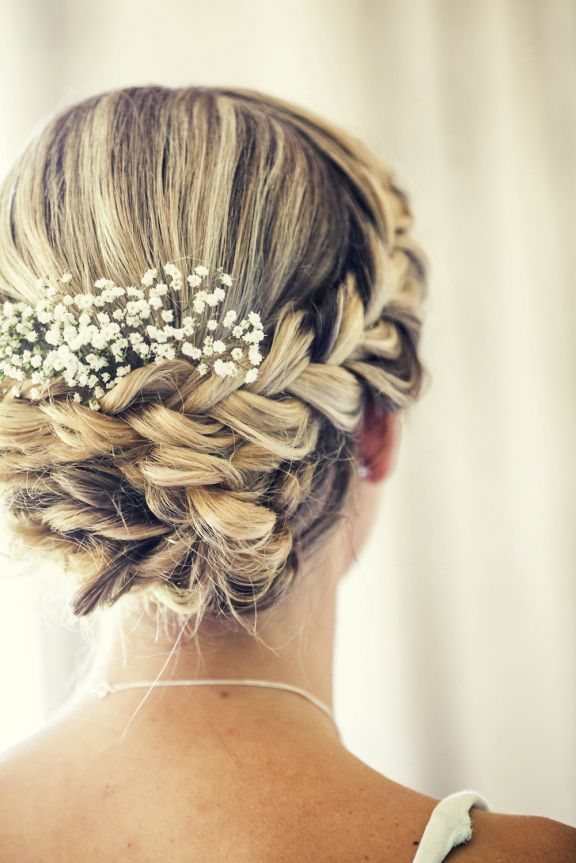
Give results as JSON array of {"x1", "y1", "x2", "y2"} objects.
[{"x1": 0, "y1": 263, "x2": 265, "y2": 410}]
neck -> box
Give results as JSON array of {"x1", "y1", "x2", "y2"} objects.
[{"x1": 70, "y1": 553, "x2": 344, "y2": 747}]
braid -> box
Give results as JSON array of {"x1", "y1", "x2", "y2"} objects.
[
  {"x1": 0, "y1": 85, "x2": 429, "y2": 633},
  {"x1": 0, "y1": 259, "x2": 425, "y2": 625}
]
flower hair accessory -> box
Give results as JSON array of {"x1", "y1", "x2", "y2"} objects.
[{"x1": 0, "y1": 262, "x2": 265, "y2": 410}]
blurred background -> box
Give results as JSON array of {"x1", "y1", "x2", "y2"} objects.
[{"x1": 0, "y1": 0, "x2": 574, "y2": 827}]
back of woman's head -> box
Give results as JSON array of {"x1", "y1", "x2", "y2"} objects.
[{"x1": 0, "y1": 85, "x2": 429, "y2": 635}]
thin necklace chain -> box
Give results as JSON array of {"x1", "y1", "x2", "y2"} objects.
[{"x1": 85, "y1": 677, "x2": 339, "y2": 734}]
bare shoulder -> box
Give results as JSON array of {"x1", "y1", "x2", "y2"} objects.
[
  {"x1": 516, "y1": 813, "x2": 576, "y2": 860},
  {"x1": 345, "y1": 753, "x2": 576, "y2": 862},
  {"x1": 449, "y1": 806, "x2": 576, "y2": 862},
  {"x1": 0, "y1": 723, "x2": 71, "y2": 861},
  {"x1": 1, "y1": 725, "x2": 575, "y2": 863}
]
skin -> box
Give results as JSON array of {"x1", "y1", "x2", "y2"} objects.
[{"x1": 0, "y1": 404, "x2": 574, "y2": 861}]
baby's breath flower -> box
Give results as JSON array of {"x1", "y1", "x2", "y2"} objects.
[
  {"x1": 223, "y1": 310, "x2": 237, "y2": 327},
  {"x1": 0, "y1": 263, "x2": 265, "y2": 409},
  {"x1": 126, "y1": 286, "x2": 144, "y2": 299},
  {"x1": 141, "y1": 268, "x2": 157, "y2": 287},
  {"x1": 75, "y1": 294, "x2": 94, "y2": 310},
  {"x1": 164, "y1": 263, "x2": 183, "y2": 290},
  {"x1": 242, "y1": 328, "x2": 264, "y2": 344},
  {"x1": 192, "y1": 294, "x2": 207, "y2": 314},
  {"x1": 213, "y1": 359, "x2": 238, "y2": 377},
  {"x1": 45, "y1": 327, "x2": 62, "y2": 346},
  {"x1": 181, "y1": 342, "x2": 202, "y2": 360},
  {"x1": 205, "y1": 292, "x2": 221, "y2": 308},
  {"x1": 248, "y1": 346, "x2": 263, "y2": 365}
]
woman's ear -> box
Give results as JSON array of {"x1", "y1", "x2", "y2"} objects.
[{"x1": 357, "y1": 400, "x2": 402, "y2": 483}]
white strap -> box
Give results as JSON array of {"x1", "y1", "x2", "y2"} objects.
[{"x1": 412, "y1": 790, "x2": 490, "y2": 863}]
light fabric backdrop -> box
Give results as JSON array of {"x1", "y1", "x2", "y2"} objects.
[{"x1": 0, "y1": 0, "x2": 574, "y2": 826}]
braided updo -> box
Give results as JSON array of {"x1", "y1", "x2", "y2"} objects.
[{"x1": 0, "y1": 86, "x2": 429, "y2": 633}]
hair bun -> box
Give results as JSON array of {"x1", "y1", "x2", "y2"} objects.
[{"x1": 0, "y1": 85, "x2": 428, "y2": 632}]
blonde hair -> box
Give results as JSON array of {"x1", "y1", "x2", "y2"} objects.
[{"x1": 0, "y1": 85, "x2": 429, "y2": 636}]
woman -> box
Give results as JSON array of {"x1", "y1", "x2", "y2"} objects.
[{"x1": 0, "y1": 85, "x2": 573, "y2": 862}]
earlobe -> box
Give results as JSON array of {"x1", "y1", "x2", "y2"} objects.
[
  {"x1": 357, "y1": 463, "x2": 372, "y2": 480},
  {"x1": 357, "y1": 404, "x2": 401, "y2": 483}
]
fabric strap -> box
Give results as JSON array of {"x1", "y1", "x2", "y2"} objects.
[{"x1": 412, "y1": 790, "x2": 491, "y2": 863}]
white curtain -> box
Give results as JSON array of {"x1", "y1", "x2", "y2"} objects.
[{"x1": 0, "y1": 0, "x2": 574, "y2": 826}]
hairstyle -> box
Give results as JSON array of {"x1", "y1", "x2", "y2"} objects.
[{"x1": 0, "y1": 85, "x2": 429, "y2": 637}]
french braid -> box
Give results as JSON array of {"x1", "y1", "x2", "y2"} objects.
[{"x1": 0, "y1": 85, "x2": 429, "y2": 632}]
